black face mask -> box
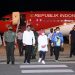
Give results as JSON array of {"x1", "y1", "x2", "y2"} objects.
[
  {"x1": 9, "y1": 29, "x2": 13, "y2": 31},
  {"x1": 51, "y1": 31, "x2": 53, "y2": 33}
]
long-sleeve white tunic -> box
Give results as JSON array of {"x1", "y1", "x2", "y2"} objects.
[{"x1": 38, "y1": 35, "x2": 48, "y2": 52}]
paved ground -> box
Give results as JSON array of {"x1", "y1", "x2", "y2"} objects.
[
  {"x1": 0, "y1": 44, "x2": 75, "y2": 75},
  {"x1": 0, "y1": 62, "x2": 75, "y2": 75},
  {"x1": 0, "y1": 44, "x2": 75, "y2": 62}
]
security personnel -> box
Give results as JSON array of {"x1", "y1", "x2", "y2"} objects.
[
  {"x1": 31, "y1": 27, "x2": 38, "y2": 59},
  {"x1": 69, "y1": 25, "x2": 75, "y2": 57},
  {"x1": 3, "y1": 25, "x2": 16, "y2": 64},
  {"x1": 16, "y1": 29, "x2": 23, "y2": 56},
  {"x1": 48, "y1": 28, "x2": 54, "y2": 56}
]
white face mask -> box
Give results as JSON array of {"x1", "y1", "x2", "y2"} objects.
[
  {"x1": 56, "y1": 31, "x2": 60, "y2": 33},
  {"x1": 42, "y1": 33, "x2": 45, "y2": 35}
]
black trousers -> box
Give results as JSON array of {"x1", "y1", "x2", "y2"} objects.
[
  {"x1": 70, "y1": 43, "x2": 75, "y2": 57},
  {"x1": 54, "y1": 46, "x2": 61, "y2": 60},
  {"x1": 39, "y1": 51, "x2": 46, "y2": 60},
  {"x1": 31, "y1": 45, "x2": 38, "y2": 59},
  {"x1": 6, "y1": 42, "x2": 15, "y2": 63},
  {"x1": 50, "y1": 40, "x2": 54, "y2": 56},
  {"x1": 24, "y1": 45, "x2": 32, "y2": 63},
  {"x1": 17, "y1": 39, "x2": 23, "y2": 56}
]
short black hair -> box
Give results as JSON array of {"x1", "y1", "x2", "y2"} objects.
[
  {"x1": 50, "y1": 28, "x2": 53, "y2": 31},
  {"x1": 74, "y1": 25, "x2": 75, "y2": 27},
  {"x1": 56, "y1": 27, "x2": 60, "y2": 30}
]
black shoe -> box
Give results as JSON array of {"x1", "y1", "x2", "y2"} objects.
[
  {"x1": 70, "y1": 56, "x2": 72, "y2": 58},
  {"x1": 21, "y1": 53, "x2": 23, "y2": 56},
  {"x1": 27, "y1": 62, "x2": 30, "y2": 64},
  {"x1": 12, "y1": 61, "x2": 14, "y2": 65},
  {"x1": 7, "y1": 61, "x2": 9, "y2": 64},
  {"x1": 20, "y1": 54, "x2": 22, "y2": 56},
  {"x1": 27, "y1": 61, "x2": 30, "y2": 64},
  {"x1": 20, "y1": 54, "x2": 23, "y2": 56},
  {"x1": 70, "y1": 54, "x2": 72, "y2": 58},
  {"x1": 24, "y1": 60, "x2": 26, "y2": 63},
  {"x1": 50, "y1": 54, "x2": 53, "y2": 56}
]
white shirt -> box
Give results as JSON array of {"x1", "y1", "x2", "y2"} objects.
[
  {"x1": 38, "y1": 34, "x2": 48, "y2": 52},
  {"x1": 23, "y1": 30, "x2": 35, "y2": 45},
  {"x1": 48, "y1": 32, "x2": 53, "y2": 40}
]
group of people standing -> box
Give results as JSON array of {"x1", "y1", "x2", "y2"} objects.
[
  {"x1": 3, "y1": 25, "x2": 38, "y2": 64},
  {"x1": 1, "y1": 24, "x2": 75, "y2": 65}
]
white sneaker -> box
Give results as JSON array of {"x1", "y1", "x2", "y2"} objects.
[
  {"x1": 26, "y1": 63, "x2": 30, "y2": 64},
  {"x1": 42, "y1": 60, "x2": 45, "y2": 64},
  {"x1": 55, "y1": 60, "x2": 59, "y2": 62},
  {"x1": 38, "y1": 58, "x2": 42, "y2": 63}
]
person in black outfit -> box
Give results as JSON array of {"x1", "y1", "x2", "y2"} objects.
[
  {"x1": 69, "y1": 25, "x2": 75, "y2": 57},
  {"x1": 17, "y1": 29, "x2": 23, "y2": 56},
  {"x1": 31, "y1": 27, "x2": 38, "y2": 59},
  {"x1": 48, "y1": 28, "x2": 54, "y2": 56}
]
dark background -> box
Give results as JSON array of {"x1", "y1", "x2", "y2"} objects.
[{"x1": 0, "y1": 0, "x2": 75, "y2": 17}]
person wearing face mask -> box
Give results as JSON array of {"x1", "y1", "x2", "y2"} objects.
[
  {"x1": 69, "y1": 25, "x2": 75, "y2": 57},
  {"x1": 38, "y1": 30, "x2": 48, "y2": 64},
  {"x1": 51, "y1": 27, "x2": 64, "y2": 62},
  {"x1": 48, "y1": 28, "x2": 54, "y2": 56},
  {"x1": 3, "y1": 25, "x2": 16, "y2": 64}
]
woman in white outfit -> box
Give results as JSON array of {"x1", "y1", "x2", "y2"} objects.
[{"x1": 38, "y1": 30, "x2": 48, "y2": 64}]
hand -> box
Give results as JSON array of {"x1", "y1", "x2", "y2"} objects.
[
  {"x1": 51, "y1": 43, "x2": 54, "y2": 47},
  {"x1": 69, "y1": 42, "x2": 71, "y2": 45},
  {"x1": 41, "y1": 45, "x2": 46, "y2": 48},
  {"x1": 23, "y1": 43, "x2": 26, "y2": 46},
  {"x1": 14, "y1": 45, "x2": 16, "y2": 48},
  {"x1": 33, "y1": 44, "x2": 35, "y2": 46},
  {"x1": 61, "y1": 43, "x2": 63, "y2": 47},
  {"x1": 4, "y1": 43, "x2": 6, "y2": 46}
]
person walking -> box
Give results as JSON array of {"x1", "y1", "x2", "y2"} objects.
[
  {"x1": 22, "y1": 25, "x2": 35, "y2": 64},
  {"x1": 38, "y1": 30, "x2": 48, "y2": 64},
  {"x1": 31, "y1": 27, "x2": 38, "y2": 59},
  {"x1": 51, "y1": 27, "x2": 64, "y2": 62},
  {"x1": 48, "y1": 28, "x2": 54, "y2": 56},
  {"x1": 16, "y1": 29, "x2": 23, "y2": 56},
  {"x1": 69, "y1": 25, "x2": 75, "y2": 57},
  {"x1": 3, "y1": 25, "x2": 16, "y2": 64}
]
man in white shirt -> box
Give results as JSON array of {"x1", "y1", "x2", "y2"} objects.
[{"x1": 23, "y1": 25, "x2": 35, "y2": 64}]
